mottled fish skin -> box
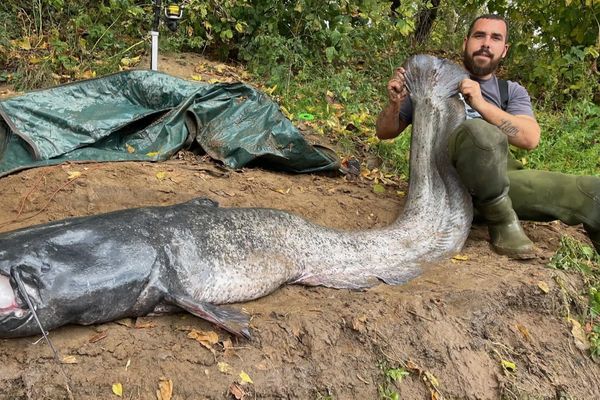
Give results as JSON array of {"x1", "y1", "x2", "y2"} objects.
[{"x1": 0, "y1": 55, "x2": 471, "y2": 338}]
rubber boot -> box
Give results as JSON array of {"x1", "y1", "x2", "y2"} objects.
[
  {"x1": 508, "y1": 171, "x2": 600, "y2": 254},
  {"x1": 477, "y1": 194, "x2": 536, "y2": 257},
  {"x1": 449, "y1": 119, "x2": 536, "y2": 257}
]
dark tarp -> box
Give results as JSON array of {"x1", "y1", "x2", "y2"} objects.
[{"x1": 0, "y1": 70, "x2": 339, "y2": 177}]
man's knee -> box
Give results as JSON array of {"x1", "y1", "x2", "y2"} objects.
[{"x1": 453, "y1": 119, "x2": 507, "y2": 151}]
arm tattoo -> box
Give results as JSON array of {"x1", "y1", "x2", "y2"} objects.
[{"x1": 499, "y1": 119, "x2": 519, "y2": 137}]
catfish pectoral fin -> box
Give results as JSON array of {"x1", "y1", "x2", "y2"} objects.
[{"x1": 166, "y1": 295, "x2": 250, "y2": 339}]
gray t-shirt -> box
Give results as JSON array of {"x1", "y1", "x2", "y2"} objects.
[{"x1": 399, "y1": 75, "x2": 534, "y2": 124}]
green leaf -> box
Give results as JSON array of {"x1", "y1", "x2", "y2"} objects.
[
  {"x1": 325, "y1": 47, "x2": 337, "y2": 63},
  {"x1": 501, "y1": 360, "x2": 517, "y2": 372},
  {"x1": 386, "y1": 368, "x2": 409, "y2": 383}
]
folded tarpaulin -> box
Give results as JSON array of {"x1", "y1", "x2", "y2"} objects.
[{"x1": 0, "y1": 70, "x2": 339, "y2": 177}]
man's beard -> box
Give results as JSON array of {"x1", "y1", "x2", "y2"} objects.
[{"x1": 463, "y1": 48, "x2": 502, "y2": 76}]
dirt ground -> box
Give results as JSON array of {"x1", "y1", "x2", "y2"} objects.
[{"x1": 1, "y1": 53, "x2": 599, "y2": 400}]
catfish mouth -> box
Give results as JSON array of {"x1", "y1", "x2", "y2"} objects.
[{"x1": 0, "y1": 273, "x2": 30, "y2": 328}]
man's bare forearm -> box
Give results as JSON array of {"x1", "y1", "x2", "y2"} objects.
[
  {"x1": 476, "y1": 102, "x2": 540, "y2": 149},
  {"x1": 376, "y1": 103, "x2": 409, "y2": 139}
]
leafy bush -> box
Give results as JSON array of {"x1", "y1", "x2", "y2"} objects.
[
  {"x1": 179, "y1": 0, "x2": 418, "y2": 83},
  {"x1": 0, "y1": 0, "x2": 148, "y2": 89}
]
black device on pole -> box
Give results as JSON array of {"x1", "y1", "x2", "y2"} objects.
[
  {"x1": 164, "y1": 3, "x2": 184, "y2": 32},
  {"x1": 149, "y1": 0, "x2": 184, "y2": 70}
]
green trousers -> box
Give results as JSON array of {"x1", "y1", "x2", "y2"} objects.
[{"x1": 449, "y1": 119, "x2": 600, "y2": 251}]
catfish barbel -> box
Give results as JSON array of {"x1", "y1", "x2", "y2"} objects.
[{"x1": 0, "y1": 55, "x2": 471, "y2": 338}]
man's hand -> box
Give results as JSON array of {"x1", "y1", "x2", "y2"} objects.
[
  {"x1": 459, "y1": 78, "x2": 486, "y2": 111},
  {"x1": 387, "y1": 67, "x2": 408, "y2": 106},
  {"x1": 458, "y1": 78, "x2": 541, "y2": 150},
  {"x1": 376, "y1": 67, "x2": 410, "y2": 139}
]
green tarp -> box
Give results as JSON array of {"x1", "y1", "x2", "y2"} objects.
[{"x1": 0, "y1": 70, "x2": 339, "y2": 177}]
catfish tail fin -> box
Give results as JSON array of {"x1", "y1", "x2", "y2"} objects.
[{"x1": 403, "y1": 55, "x2": 467, "y2": 101}]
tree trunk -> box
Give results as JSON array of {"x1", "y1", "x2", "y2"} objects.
[{"x1": 413, "y1": 0, "x2": 441, "y2": 44}]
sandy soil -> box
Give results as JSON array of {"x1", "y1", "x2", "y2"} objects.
[{"x1": 0, "y1": 53, "x2": 599, "y2": 400}]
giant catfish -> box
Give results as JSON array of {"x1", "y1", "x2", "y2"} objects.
[{"x1": 0, "y1": 55, "x2": 471, "y2": 338}]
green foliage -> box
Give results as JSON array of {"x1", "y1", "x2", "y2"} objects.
[
  {"x1": 179, "y1": 0, "x2": 417, "y2": 83},
  {"x1": 377, "y1": 361, "x2": 410, "y2": 400},
  {"x1": 590, "y1": 324, "x2": 600, "y2": 361},
  {"x1": 0, "y1": 0, "x2": 149, "y2": 89},
  {"x1": 0, "y1": 0, "x2": 598, "y2": 178},
  {"x1": 512, "y1": 99, "x2": 600, "y2": 175},
  {"x1": 385, "y1": 367, "x2": 410, "y2": 382},
  {"x1": 548, "y1": 235, "x2": 599, "y2": 274},
  {"x1": 490, "y1": 0, "x2": 600, "y2": 103},
  {"x1": 375, "y1": 131, "x2": 412, "y2": 179},
  {"x1": 548, "y1": 235, "x2": 600, "y2": 362}
]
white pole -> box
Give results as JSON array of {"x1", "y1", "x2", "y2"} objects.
[{"x1": 150, "y1": 31, "x2": 159, "y2": 71}]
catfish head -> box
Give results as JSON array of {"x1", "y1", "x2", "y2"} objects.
[
  {"x1": 0, "y1": 216, "x2": 160, "y2": 338},
  {"x1": 0, "y1": 253, "x2": 50, "y2": 337},
  {"x1": 0, "y1": 271, "x2": 31, "y2": 336}
]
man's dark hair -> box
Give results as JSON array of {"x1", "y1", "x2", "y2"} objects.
[{"x1": 467, "y1": 14, "x2": 509, "y2": 41}]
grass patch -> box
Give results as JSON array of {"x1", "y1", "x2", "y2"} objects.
[
  {"x1": 548, "y1": 235, "x2": 600, "y2": 361},
  {"x1": 513, "y1": 99, "x2": 600, "y2": 175},
  {"x1": 376, "y1": 360, "x2": 410, "y2": 400}
]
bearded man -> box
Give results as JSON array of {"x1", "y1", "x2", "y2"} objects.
[{"x1": 376, "y1": 14, "x2": 600, "y2": 258}]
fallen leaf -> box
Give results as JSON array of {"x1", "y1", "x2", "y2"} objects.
[
  {"x1": 372, "y1": 183, "x2": 385, "y2": 194},
  {"x1": 125, "y1": 359, "x2": 131, "y2": 371},
  {"x1": 146, "y1": 151, "x2": 159, "y2": 157},
  {"x1": 112, "y1": 383, "x2": 123, "y2": 397},
  {"x1": 405, "y1": 359, "x2": 421, "y2": 373},
  {"x1": 275, "y1": 188, "x2": 290, "y2": 195},
  {"x1": 537, "y1": 281, "x2": 550, "y2": 294},
  {"x1": 156, "y1": 171, "x2": 167, "y2": 181},
  {"x1": 13, "y1": 37, "x2": 31, "y2": 50},
  {"x1": 62, "y1": 355, "x2": 78, "y2": 364},
  {"x1": 568, "y1": 318, "x2": 590, "y2": 351},
  {"x1": 424, "y1": 371, "x2": 439, "y2": 387},
  {"x1": 264, "y1": 85, "x2": 277, "y2": 95},
  {"x1": 190, "y1": 74, "x2": 202, "y2": 81},
  {"x1": 239, "y1": 371, "x2": 253, "y2": 385},
  {"x1": 452, "y1": 254, "x2": 469, "y2": 261},
  {"x1": 67, "y1": 171, "x2": 82, "y2": 180},
  {"x1": 188, "y1": 329, "x2": 219, "y2": 351},
  {"x1": 120, "y1": 56, "x2": 141, "y2": 67},
  {"x1": 228, "y1": 383, "x2": 245, "y2": 400},
  {"x1": 515, "y1": 324, "x2": 531, "y2": 341},
  {"x1": 501, "y1": 359, "x2": 517, "y2": 372},
  {"x1": 351, "y1": 315, "x2": 367, "y2": 332},
  {"x1": 218, "y1": 361, "x2": 232, "y2": 374},
  {"x1": 81, "y1": 70, "x2": 96, "y2": 79},
  {"x1": 156, "y1": 378, "x2": 173, "y2": 400}
]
